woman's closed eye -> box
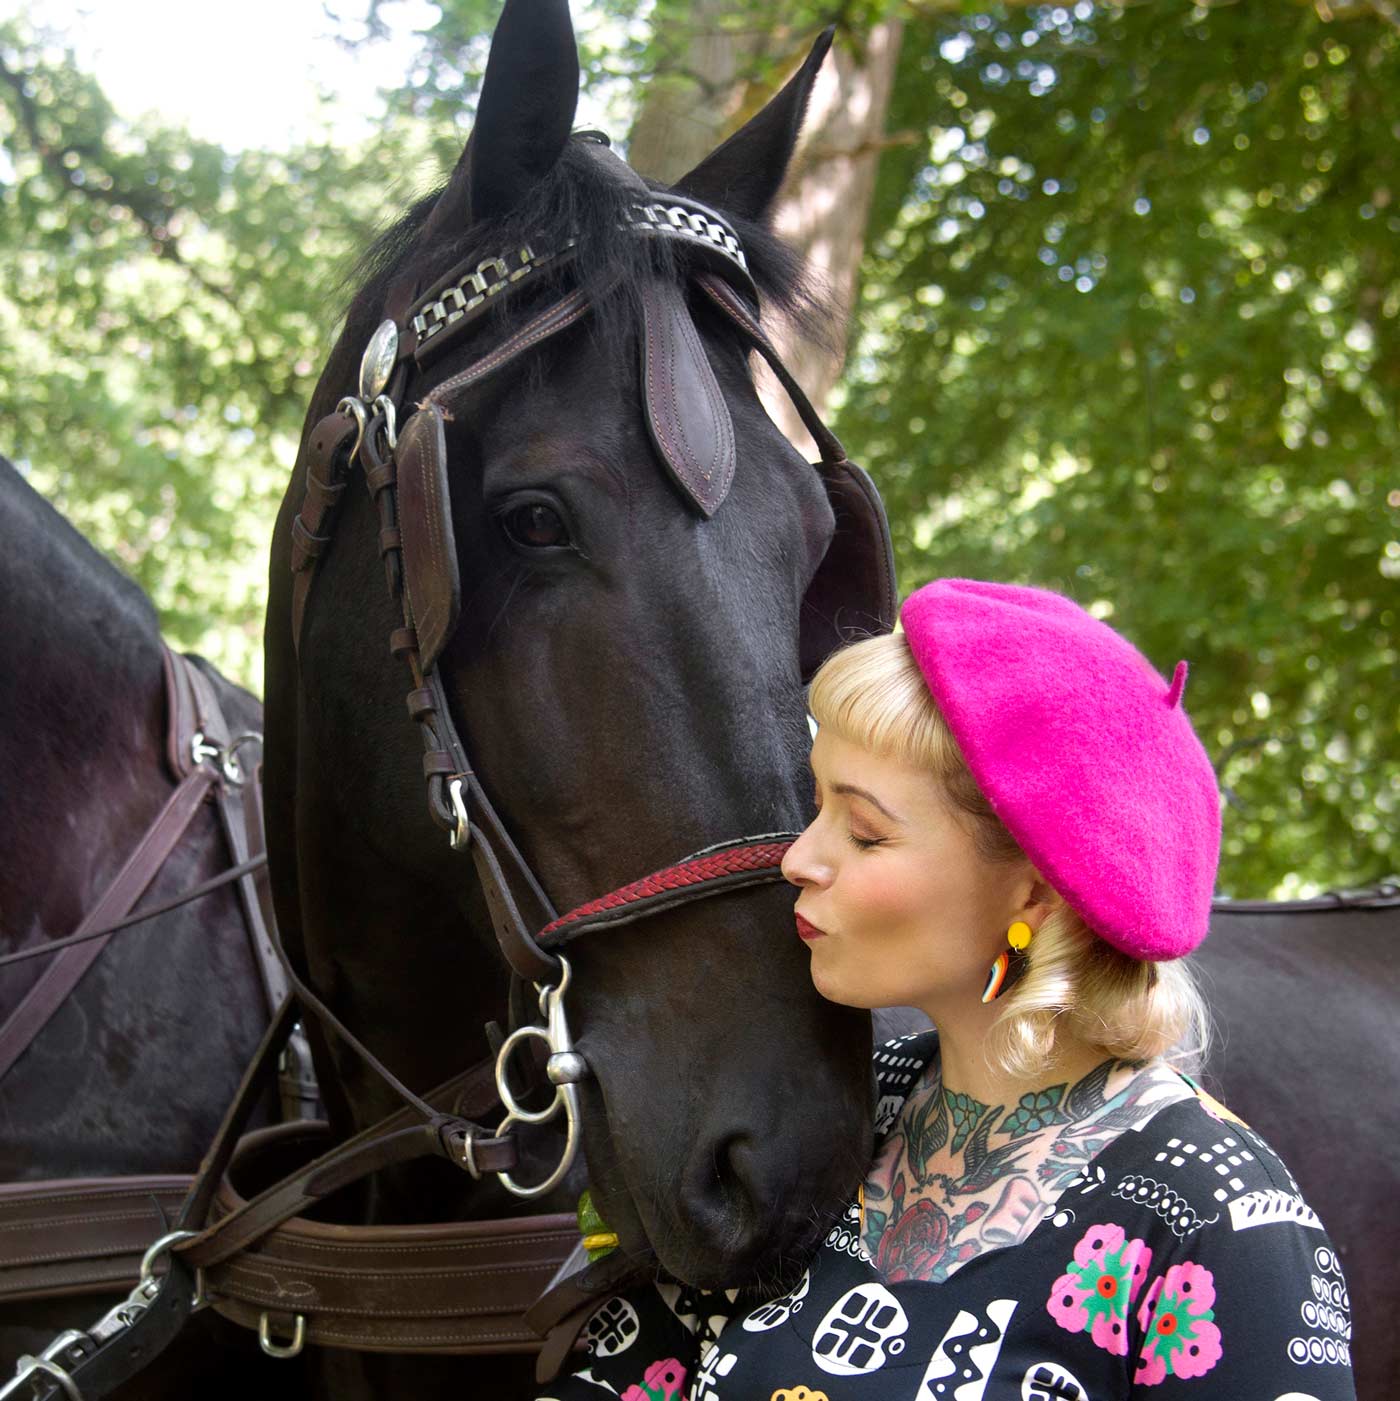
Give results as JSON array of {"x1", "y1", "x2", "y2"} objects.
[{"x1": 847, "y1": 832, "x2": 885, "y2": 851}]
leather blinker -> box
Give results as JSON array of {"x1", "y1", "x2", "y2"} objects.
[
  {"x1": 395, "y1": 404, "x2": 462, "y2": 673},
  {"x1": 799, "y1": 457, "x2": 898, "y2": 683},
  {"x1": 639, "y1": 279, "x2": 736, "y2": 518}
]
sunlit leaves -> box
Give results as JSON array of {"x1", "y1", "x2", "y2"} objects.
[{"x1": 838, "y1": 2, "x2": 1398, "y2": 897}]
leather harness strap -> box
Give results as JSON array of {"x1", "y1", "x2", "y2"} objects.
[
  {"x1": 0, "y1": 652, "x2": 284, "y2": 1081},
  {"x1": 0, "y1": 686, "x2": 216, "y2": 1083},
  {"x1": 0, "y1": 1177, "x2": 192, "y2": 1304}
]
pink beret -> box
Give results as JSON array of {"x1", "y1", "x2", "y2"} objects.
[{"x1": 901, "y1": 579, "x2": 1221, "y2": 961}]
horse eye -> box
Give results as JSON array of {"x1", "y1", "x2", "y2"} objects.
[{"x1": 501, "y1": 502, "x2": 570, "y2": 549}]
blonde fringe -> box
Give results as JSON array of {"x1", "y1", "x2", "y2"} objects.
[{"x1": 809, "y1": 633, "x2": 1213, "y2": 1079}]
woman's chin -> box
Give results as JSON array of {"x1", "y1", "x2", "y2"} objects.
[{"x1": 806, "y1": 950, "x2": 881, "y2": 1011}]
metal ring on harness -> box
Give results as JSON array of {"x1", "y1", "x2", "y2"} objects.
[
  {"x1": 493, "y1": 957, "x2": 585, "y2": 1200},
  {"x1": 336, "y1": 394, "x2": 368, "y2": 466},
  {"x1": 220, "y1": 731, "x2": 263, "y2": 787}
]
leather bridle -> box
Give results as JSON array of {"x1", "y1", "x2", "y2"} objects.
[{"x1": 285, "y1": 146, "x2": 892, "y2": 1202}]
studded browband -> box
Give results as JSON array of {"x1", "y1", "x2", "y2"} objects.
[{"x1": 394, "y1": 195, "x2": 754, "y2": 373}]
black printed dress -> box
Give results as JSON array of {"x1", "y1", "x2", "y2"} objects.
[{"x1": 538, "y1": 1032, "x2": 1356, "y2": 1401}]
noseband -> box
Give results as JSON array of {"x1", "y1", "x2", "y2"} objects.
[{"x1": 287, "y1": 154, "x2": 894, "y2": 1197}]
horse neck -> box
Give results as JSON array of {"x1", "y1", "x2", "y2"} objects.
[{"x1": 0, "y1": 465, "x2": 167, "y2": 940}]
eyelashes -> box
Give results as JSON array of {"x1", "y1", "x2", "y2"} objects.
[{"x1": 847, "y1": 834, "x2": 885, "y2": 851}]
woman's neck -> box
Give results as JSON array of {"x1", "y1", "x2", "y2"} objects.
[{"x1": 927, "y1": 996, "x2": 1112, "y2": 1112}]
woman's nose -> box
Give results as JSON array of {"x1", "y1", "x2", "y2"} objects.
[{"x1": 781, "y1": 821, "x2": 827, "y2": 889}]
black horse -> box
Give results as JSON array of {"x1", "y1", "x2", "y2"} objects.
[
  {"x1": 1194, "y1": 892, "x2": 1400, "y2": 1401},
  {"x1": 0, "y1": 457, "x2": 298, "y2": 1394},
  {"x1": 262, "y1": 0, "x2": 875, "y2": 1393}
]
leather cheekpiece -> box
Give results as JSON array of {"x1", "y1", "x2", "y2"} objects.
[{"x1": 396, "y1": 403, "x2": 462, "y2": 674}]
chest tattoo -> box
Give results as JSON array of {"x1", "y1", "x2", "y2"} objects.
[{"x1": 860, "y1": 1057, "x2": 1190, "y2": 1284}]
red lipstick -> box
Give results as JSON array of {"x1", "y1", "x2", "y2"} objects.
[{"x1": 795, "y1": 912, "x2": 826, "y2": 942}]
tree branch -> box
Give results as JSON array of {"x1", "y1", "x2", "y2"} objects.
[{"x1": 0, "y1": 55, "x2": 246, "y2": 323}]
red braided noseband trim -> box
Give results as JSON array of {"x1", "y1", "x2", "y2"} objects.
[{"x1": 538, "y1": 838, "x2": 795, "y2": 945}]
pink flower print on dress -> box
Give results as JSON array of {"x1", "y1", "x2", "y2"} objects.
[
  {"x1": 1046, "y1": 1222, "x2": 1153, "y2": 1357},
  {"x1": 620, "y1": 1357, "x2": 688, "y2": 1401},
  {"x1": 1134, "y1": 1261, "x2": 1222, "y2": 1385}
]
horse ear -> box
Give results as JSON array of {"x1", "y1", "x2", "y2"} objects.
[
  {"x1": 671, "y1": 27, "x2": 834, "y2": 224},
  {"x1": 423, "y1": 0, "x2": 580, "y2": 238}
]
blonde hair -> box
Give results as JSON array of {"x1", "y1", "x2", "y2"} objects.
[{"x1": 808, "y1": 631, "x2": 1211, "y2": 1080}]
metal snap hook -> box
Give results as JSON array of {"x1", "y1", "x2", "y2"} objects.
[
  {"x1": 371, "y1": 394, "x2": 398, "y2": 451},
  {"x1": 337, "y1": 394, "x2": 369, "y2": 466},
  {"x1": 492, "y1": 957, "x2": 588, "y2": 1199}
]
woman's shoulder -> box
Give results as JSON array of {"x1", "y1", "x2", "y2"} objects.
[{"x1": 1086, "y1": 1079, "x2": 1328, "y2": 1237}]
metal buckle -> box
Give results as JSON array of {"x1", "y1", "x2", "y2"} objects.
[
  {"x1": 493, "y1": 956, "x2": 587, "y2": 1199},
  {"x1": 258, "y1": 1312, "x2": 306, "y2": 1360}
]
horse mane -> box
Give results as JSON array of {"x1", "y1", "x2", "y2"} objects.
[{"x1": 319, "y1": 138, "x2": 831, "y2": 422}]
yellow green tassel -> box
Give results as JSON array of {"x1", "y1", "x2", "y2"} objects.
[{"x1": 577, "y1": 1189, "x2": 619, "y2": 1261}]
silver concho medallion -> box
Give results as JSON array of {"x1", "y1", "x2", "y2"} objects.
[{"x1": 359, "y1": 319, "x2": 399, "y2": 401}]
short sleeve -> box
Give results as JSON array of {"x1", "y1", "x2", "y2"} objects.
[{"x1": 1128, "y1": 1138, "x2": 1356, "y2": 1398}]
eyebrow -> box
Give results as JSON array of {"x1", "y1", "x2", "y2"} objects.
[{"x1": 830, "y1": 782, "x2": 906, "y2": 824}]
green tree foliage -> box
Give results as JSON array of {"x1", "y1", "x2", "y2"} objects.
[
  {"x1": 839, "y1": 2, "x2": 1399, "y2": 896},
  {"x1": 0, "y1": 15, "x2": 455, "y2": 684},
  {"x1": 1, "y1": 3, "x2": 1393, "y2": 896}
]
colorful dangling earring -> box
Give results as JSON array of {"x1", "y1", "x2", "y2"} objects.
[{"x1": 981, "y1": 920, "x2": 1034, "y2": 1004}]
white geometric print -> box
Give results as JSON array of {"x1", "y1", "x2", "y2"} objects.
[
  {"x1": 918, "y1": 1298, "x2": 1017, "y2": 1401},
  {"x1": 741, "y1": 1270, "x2": 811, "y2": 1332},
  {"x1": 810, "y1": 1283, "x2": 909, "y2": 1376},
  {"x1": 1113, "y1": 1173, "x2": 1218, "y2": 1238},
  {"x1": 825, "y1": 1199, "x2": 873, "y2": 1262},
  {"x1": 1154, "y1": 1133, "x2": 1256, "y2": 1202},
  {"x1": 1286, "y1": 1248, "x2": 1352, "y2": 1370},
  {"x1": 1019, "y1": 1360, "x2": 1089, "y2": 1401},
  {"x1": 1227, "y1": 1189, "x2": 1323, "y2": 1233},
  {"x1": 582, "y1": 1296, "x2": 639, "y2": 1357},
  {"x1": 691, "y1": 1343, "x2": 738, "y2": 1400},
  {"x1": 874, "y1": 1039, "x2": 926, "y2": 1094}
]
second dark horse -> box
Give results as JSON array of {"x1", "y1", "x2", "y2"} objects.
[{"x1": 262, "y1": 1, "x2": 880, "y2": 1394}]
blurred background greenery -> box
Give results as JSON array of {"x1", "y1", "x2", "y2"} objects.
[{"x1": 1, "y1": 0, "x2": 1395, "y2": 898}]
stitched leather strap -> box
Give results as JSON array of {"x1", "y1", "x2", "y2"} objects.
[
  {"x1": 0, "y1": 1176, "x2": 192, "y2": 1303},
  {"x1": 188, "y1": 1121, "x2": 575, "y2": 1355}
]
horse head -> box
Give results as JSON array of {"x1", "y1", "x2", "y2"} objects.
[{"x1": 264, "y1": 0, "x2": 891, "y2": 1290}]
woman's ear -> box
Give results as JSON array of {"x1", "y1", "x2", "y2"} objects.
[{"x1": 1017, "y1": 869, "x2": 1061, "y2": 928}]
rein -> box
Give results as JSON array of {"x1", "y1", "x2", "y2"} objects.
[{"x1": 0, "y1": 857, "x2": 267, "y2": 970}]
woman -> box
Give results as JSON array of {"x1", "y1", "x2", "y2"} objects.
[{"x1": 542, "y1": 579, "x2": 1355, "y2": 1401}]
